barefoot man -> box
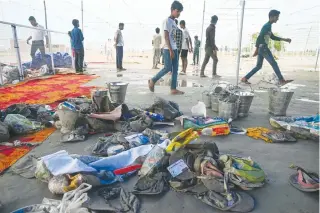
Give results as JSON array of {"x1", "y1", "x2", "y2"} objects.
[
  {"x1": 148, "y1": 1, "x2": 184, "y2": 95},
  {"x1": 241, "y1": 10, "x2": 293, "y2": 86}
]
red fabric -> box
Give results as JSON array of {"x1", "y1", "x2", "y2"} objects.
[{"x1": 114, "y1": 164, "x2": 142, "y2": 175}]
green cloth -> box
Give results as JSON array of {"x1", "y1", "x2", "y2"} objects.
[{"x1": 255, "y1": 22, "x2": 281, "y2": 47}]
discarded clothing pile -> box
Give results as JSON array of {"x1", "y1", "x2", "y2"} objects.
[
  {"x1": 246, "y1": 127, "x2": 296, "y2": 143},
  {"x1": 22, "y1": 52, "x2": 72, "y2": 70},
  {"x1": 0, "y1": 64, "x2": 26, "y2": 85},
  {"x1": 270, "y1": 115, "x2": 320, "y2": 141}
]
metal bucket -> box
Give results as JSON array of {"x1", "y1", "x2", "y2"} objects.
[
  {"x1": 218, "y1": 98, "x2": 240, "y2": 120},
  {"x1": 268, "y1": 88, "x2": 294, "y2": 116},
  {"x1": 202, "y1": 91, "x2": 211, "y2": 108},
  {"x1": 107, "y1": 82, "x2": 129, "y2": 104},
  {"x1": 234, "y1": 91, "x2": 254, "y2": 117},
  {"x1": 211, "y1": 94, "x2": 220, "y2": 112}
]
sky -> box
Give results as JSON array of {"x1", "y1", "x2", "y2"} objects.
[{"x1": 0, "y1": 0, "x2": 319, "y2": 51}]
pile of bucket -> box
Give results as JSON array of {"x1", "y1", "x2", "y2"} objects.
[{"x1": 202, "y1": 83, "x2": 294, "y2": 120}]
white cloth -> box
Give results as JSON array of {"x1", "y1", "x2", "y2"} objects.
[
  {"x1": 162, "y1": 18, "x2": 177, "y2": 50},
  {"x1": 31, "y1": 24, "x2": 46, "y2": 41},
  {"x1": 114, "y1": 29, "x2": 124, "y2": 46},
  {"x1": 181, "y1": 28, "x2": 190, "y2": 50},
  {"x1": 89, "y1": 144, "x2": 154, "y2": 171},
  {"x1": 41, "y1": 150, "x2": 97, "y2": 176},
  {"x1": 153, "y1": 34, "x2": 162, "y2": 49}
]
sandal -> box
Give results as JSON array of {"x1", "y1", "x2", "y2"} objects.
[
  {"x1": 171, "y1": 89, "x2": 185, "y2": 95},
  {"x1": 148, "y1": 79, "x2": 154, "y2": 92},
  {"x1": 289, "y1": 166, "x2": 319, "y2": 192}
]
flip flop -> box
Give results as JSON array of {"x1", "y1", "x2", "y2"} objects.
[
  {"x1": 179, "y1": 72, "x2": 186, "y2": 75},
  {"x1": 171, "y1": 90, "x2": 185, "y2": 95},
  {"x1": 289, "y1": 167, "x2": 319, "y2": 192},
  {"x1": 240, "y1": 79, "x2": 251, "y2": 85},
  {"x1": 148, "y1": 79, "x2": 154, "y2": 92},
  {"x1": 279, "y1": 80, "x2": 294, "y2": 87}
]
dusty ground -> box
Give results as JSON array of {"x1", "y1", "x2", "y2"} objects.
[{"x1": 0, "y1": 55, "x2": 319, "y2": 213}]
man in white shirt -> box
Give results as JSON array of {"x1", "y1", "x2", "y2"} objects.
[
  {"x1": 27, "y1": 16, "x2": 49, "y2": 65},
  {"x1": 152, "y1": 27, "x2": 162, "y2": 69},
  {"x1": 179, "y1": 20, "x2": 193, "y2": 75},
  {"x1": 114, "y1": 23, "x2": 126, "y2": 71}
]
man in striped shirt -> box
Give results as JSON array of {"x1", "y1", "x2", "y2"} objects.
[{"x1": 175, "y1": 19, "x2": 183, "y2": 58}]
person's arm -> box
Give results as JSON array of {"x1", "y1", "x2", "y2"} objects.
[
  {"x1": 114, "y1": 30, "x2": 120, "y2": 47},
  {"x1": 187, "y1": 30, "x2": 193, "y2": 52},
  {"x1": 271, "y1": 32, "x2": 291, "y2": 43},
  {"x1": 164, "y1": 30, "x2": 174, "y2": 59},
  {"x1": 79, "y1": 29, "x2": 84, "y2": 41},
  {"x1": 209, "y1": 27, "x2": 218, "y2": 51},
  {"x1": 27, "y1": 36, "x2": 32, "y2": 44}
]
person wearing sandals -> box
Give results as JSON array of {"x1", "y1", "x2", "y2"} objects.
[
  {"x1": 148, "y1": 1, "x2": 185, "y2": 95},
  {"x1": 200, "y1": 15, "x2": 220, "y2": 78},
  {"x1": 241, "y1": 10, "x2": 293, "y2": 86}
]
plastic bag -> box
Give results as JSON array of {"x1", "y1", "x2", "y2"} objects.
[
  {"x1": 0, "y1": 121, "x2": 10, "y2": 142},
  {"x1": 4, "y1": 114, "x2": 42, "y2": 135},
  {"x1": 139, "y1": 145, "x2": 165, "y2": 177},
  {"x1": 35, "y1": 160, "x2": 52, "y2": 182},
  {"x1": 191, "y1": 101, "x2": 206, "y2": 117},
  {"x1": 48, "y1": 175, "x2": 69, "y2": 194}
]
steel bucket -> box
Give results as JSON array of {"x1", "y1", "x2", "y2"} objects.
[
  {"x1": 218, "y1": 96, "x2": 240, "y2": 120},
  {"x1": 234, "y1": 91, "x2": 254, "y2": 117},
  {"x1": 202, "y1": 91, "x2": 211, "y2": 108},
  {"x1": 210, "y1": 94, "x2": 220, "y2": 112},
  {"x1": 268, "y1": 88, "x2": 294, "y2": 116},
  {"x1": 107, "y1": 82, "x2": 129, "y2": 104}
]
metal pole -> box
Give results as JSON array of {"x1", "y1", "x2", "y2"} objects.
[
  {"x1": 48, "y1": 32, "x2": 55, "y2": 74},
  {"x1": 235, "y1": 0, "x2": 245, "y2": 86},
  {"x1": 81, "y1": 0, "x2": 84, "y2": 33},
  {"x1": 198, "y1": 0, "x2": 206, "y2": 72},
  {"x1": 43, "y1": 0, "x2": 48, "y2": 29},
  {"x1": 315, "y1": 47, "x2": 319, "y2": 71},
  {"x1": 304, "y1": 26, "x2": 312, "y2": 54},
  {"x1": 11, "y1": 25, "x2": 24, "y2": 81}
]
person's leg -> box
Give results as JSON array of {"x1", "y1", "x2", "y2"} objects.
[
  {"x1": 196, "y1": 52, "x2": 199, "y2": 65},
  {"x1": 30, "y1": 42, "x2": 37, "y2": 62},
  {"x1": 155, "y1": 48, "x2": 161, "y2": 68},
  {"x1": 263, "y1": 47, "x2": 284, "y2": 81},
  {"x1": 200, "y1": 53, "x2": 210, "y2": 77},
  {"x1": 152, "y1": 48, "x2": 157, "y2": 68},
  {"x1": 149, "y1": 49, "x2": 172, "y2": 91},
  {"x1": 212, "y1": 54, "x2": 219, "y2": 76},
  {"x1": 116, "y1": 46, "x2": 120, "y2": 69},
  {"x1": 119, "y1": 46, "x2": 124, "y2": 69},
  {"x1": 243, "y1": 47, "x2": 264, "y2": 81},
  {"x1": 181, "y1": 50, "x2": 187, "y2": 73},
  {"x1": 38, "y1": 41, "x2": 46, "y2": 66},
  {"x1": 171, "y1": 49, "x2": 184, "y2": 94},
  {"x1": 193, "y1": 52, "x2": 196, "y2": 65},
  {"x1": 74, "y1": 49, "x2": 80, "y2": 72},
  {"x1": 79, "y1": 48, "x2": 84, "y2": 72}
]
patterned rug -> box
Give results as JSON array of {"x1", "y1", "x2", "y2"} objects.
[
  {"x1": 0, "y1": 74, "x2": 98, "y2": 174},
  {"x1": 0, "y1": 73, "x2": 98, "y2": 110}
]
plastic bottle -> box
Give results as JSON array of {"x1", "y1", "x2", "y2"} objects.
[
  {"x1": 145, "y1": 111, "x2": 165, "y2": 121},
  {"x1": 201, "y1": 124, "x2": 230, "y2": 136},
  {"x1": 191, "y1": 101, "x2": 207, "y2": 117},
  {"x1": 62, "y1": 101, "x2": 77, "y2": 111}
]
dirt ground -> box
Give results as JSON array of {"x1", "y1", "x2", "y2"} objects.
[{"x1": 0, "y1": 54, "x2": 319, "y2": 213}]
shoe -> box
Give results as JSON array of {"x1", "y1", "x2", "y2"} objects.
[
  {"x1": 200, "y1": 75, "x2": 208, "y2": 78},
  {"x1": 241, "y1": 77, "x2": 251, "y2": 84},
  {"x1": 279, "y1": 79, "x2": 293, "y2": 86},
  {"x1": 212, "y1": 74, "x2": 221, "y2": 78},
  {"x1": 179, "y1": 72, "x2": 186, "y2": 75},
  {"x1": 118, "y1": 68, "x2": 127, "y2": 72},
  {"x1": 171, "y1": 89, "x2": 185, "y2": 95}
]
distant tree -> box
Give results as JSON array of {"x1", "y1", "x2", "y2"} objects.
[{"x1": 251, "y1": 32, "x2": 284, "y2": 52}]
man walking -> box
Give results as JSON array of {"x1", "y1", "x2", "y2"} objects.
[
  {"x1": 200, "y1": 15, "x2": 219, "y2": 78},
  {"x1": 71, "y1": 19, "x2": 84, "y2": 73},
  {"x1": 193, "y1": 35, "x2": 201, "y2": 65},
  {"x1": 27, "y1": 16, "x2": 48, "y2": 66},
  {"x1": 114, "y1": 23, "x2": 126, "y2": 71},
  {"x1": 179, "y1": 20, "x2": 193, "y2": 75},
  {"x1": 152, "y1": 27, "x2": 162, "y2": 69},
  {"x1": 148, "y1": 1, "x2": 184, "y2": 95},
  {"x1": 241, "y1": 10, "x2": 293, "y2": 86}
]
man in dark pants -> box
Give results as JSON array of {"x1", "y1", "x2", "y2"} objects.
[
  {"x1": 71, "y1": 19, "x2": 84, "y2": 73},
  {"x1": 114, "y1": 23, "x2": 126, "y2": 71},
  {"x1": 241, "y1": 10, "x2": 293, "y2": 86},
  {"x1": 27, "y1": 16, "x2": 48, "y2": 66},
  {"x1": 200, "y1": 15, "x2": 219, "y2": 78},
  {"x1": 193, "y1": 35, "x2": 201, "y2": 65}
]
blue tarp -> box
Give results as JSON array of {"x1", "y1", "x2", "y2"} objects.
[{"x1": 22, "y1": 52, "x2": 72, "y2": 70}]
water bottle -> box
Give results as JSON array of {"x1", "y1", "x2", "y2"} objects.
[
  {"x1": 201, "y1": 127, "x2": 213, "y2": 136},
  {"x1": 62, "y1": 101, "x2": 77, "y2": 111},
  {"x1": 145, "y1": 111, "x2": 165, "y2": 121}
]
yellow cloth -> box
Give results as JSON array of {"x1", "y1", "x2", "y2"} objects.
[
  {"x1": 166, "y1": 128, "x2": 199, "y2": 152},
  {"x1": 246, "y1": 127, "x2": 272, "y2": 143}
]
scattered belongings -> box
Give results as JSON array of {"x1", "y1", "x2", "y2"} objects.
[
  {"x1": 289, "y1": 166, "x2": 319, "y2": 192},
  {"x1": 246, "y1": 127, "x2": 297, "y2": 143},
  {"x1": 270, "y1": 115, "x2": 319, "y2": 141}
]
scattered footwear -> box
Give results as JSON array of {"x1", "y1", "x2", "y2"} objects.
[
  {"x1": 279, "y1": 79, "x2": 294, "y2": 86},
  {"x1": 289, "y1": 166, "x2": 319, "y2": 192}
]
